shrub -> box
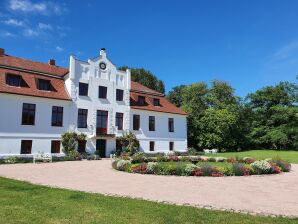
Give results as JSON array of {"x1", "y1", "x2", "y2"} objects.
[
  {"x1": 116, "y1": 132, "x2": 140, "y2": 156},
  {"x1": 132, "y1": 163, "x2": 147, "y2": 174},
  {"x1": 243, "y1": 157, "x2": 255, "y2": 164},
  {"x1": 251, "y1": 160, "x2": 271, "y2": 174},
  {"x1": 270, "y1": 163, "x2": 282, "y2": 174},
  {"x1": 211, "y1": 167, "x2": 223, "y2": 177},
  {"x1": 131, "y1": 152, "x2": 147, "y2": 164},
  {"x1": 112, "y1": 160, "x2": 118, "y2": 170},
  {"x1": 194, "y1": 169, "x2": 203, "y2": 176},
  {"x1": 168, "y1": 155, "x2": 179, "y2": 162},
  {"x1": 184, "y1": 164, "x2": 198, "y2": 176},
  {"x1": 4, "y1": 156, "x2": 18, "y2": 164},
  {"x1": 156, "y1": 155, "x2": 168, "y2": 162},
  {"x1": 116, "y1": 160, "x2": 131, "y2": 171},
  {"x1": 232, "y1": 163, "x2": 251, "y2": 176},
  {"x1": 200, "y1": 163, "x2": 213, "y2": 176},
  {"x1": 207, "y1": 157, "x2": 216, "y2": 162},
  {"x1": 227, "y1": 157, "x2": 236, "y2": 163},
  {"x1": 146, "y1": 162, "x2": 159, "y2": 174},
  {"x1": 272, "y1": 159, "x2": 291, "y2": 172},
  {"x1": 222, "y1": 166, "x2": 233, "y2": 176},
  {"x1": 61, "y1": 132, "x2": 87, "y2": 155}
]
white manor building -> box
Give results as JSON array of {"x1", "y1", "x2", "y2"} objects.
[{"x1": 0, "y1": 48, "x2": 187, "y2": 157}]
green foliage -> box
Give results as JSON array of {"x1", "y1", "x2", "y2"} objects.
[
  {"x1": 61, "y1": 132, "x2": 87, "y2": 155},
  {"x1": 116, "y1": 132, "x2": 140, "y2": 156},
  {"x1": 118, "y1": 66, "x2": 165, "y2": 93}
]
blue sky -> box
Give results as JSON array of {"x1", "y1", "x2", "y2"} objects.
[{"x1": 1, "y1": 0, "x2": 298, "y2": 97}]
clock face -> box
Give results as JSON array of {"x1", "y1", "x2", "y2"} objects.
[{"x1": 99, "y1": 62, "x2": 107, "y2": 70}]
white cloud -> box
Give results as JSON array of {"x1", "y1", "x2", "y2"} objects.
[
  {"x1": 55, "y1": 46, "x2": 63, "y2": 52},
  {"x1": 0, "y1": 31, "x2": 15, "y2": 37},
  {"x1": 23, "y1": 28, "x2": 39, "y2": 37},
  {"x1": 8, "y1": 0, "x2": 66, "y2": 15},
  {"x1": 38, "y1": 22, "x2": 52, "y2": 30},
  {"x1": 2, "y1": 18, "x2": 25, "y2": 26}
]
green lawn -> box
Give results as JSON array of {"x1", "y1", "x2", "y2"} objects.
[
  {"x1": 208, "y1": 150, "x2": 298, "y2": 163},
  {"x1": 0, "y1": 177, "x2": 297, "y2": 224}
]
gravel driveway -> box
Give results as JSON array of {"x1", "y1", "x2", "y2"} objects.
[{"x1": 0, "y1": 160, "x2": 297, "y2": 217}]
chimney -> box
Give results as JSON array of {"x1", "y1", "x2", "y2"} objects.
[
  {"x1": 0, "y1": 48, "x2": 5, "y2": 56},
  {"x1": 100, "y1": 48, "x2": 106, "y2": 57},
  {"x1": 48, "y1": 59, "x2": 55, "y2": 66}
]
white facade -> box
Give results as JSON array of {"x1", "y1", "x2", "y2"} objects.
[{"x1": 0, "y1": 49, "x2": 187, "y2": 157}]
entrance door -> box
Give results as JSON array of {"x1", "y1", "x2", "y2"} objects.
[
  {"x1": 97, "y1": 110, "x2": 108, "y2": 135},
  {"x1": 96, "y1": 139, "x2": 106, "y2": 158}
]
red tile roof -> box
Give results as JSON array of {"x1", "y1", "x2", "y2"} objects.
[
  {"x1": 130, "y1": 81, "x2": 187, "y2": 115},
  {"x1": 0, "y1": 54, "x2": 70, "y2": 100},
  {"x1": 0, "y1": 54, "x2": 69, "y2": 76}
]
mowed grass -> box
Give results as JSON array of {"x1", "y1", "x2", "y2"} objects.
[
  {"x1": 0, "y1": 177, "x2": 297, "y2": 224},
  {"x1": 208, "y1": 150, "x2": 298, "y2": 163}
]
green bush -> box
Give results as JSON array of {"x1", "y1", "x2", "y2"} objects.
[
  {"x1": 131, "y1": 152, "x2": 147, "y2": 164},
  {"x1": 61, "y1": 132, "x2": 86, "y2": 155},
  {"x1": 200, "y1": 163, "x2": 213, "y2": 176},
  {"x1": 116, "y1": 132, "x2": 140, "y2": 156}
]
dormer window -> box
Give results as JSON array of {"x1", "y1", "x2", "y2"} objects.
[
  {"x1": 138, "y1": 96, "x2": 145, "y2": 105},
  {"x1": 6, "y1": 74, "x2": 25, "y2": 87},
  {"x1": 153, "y1": 98, "x2": 160, "y2": 106},
  {"x1": 37, "y1": 79, "x2": 52, "y2": 91}
]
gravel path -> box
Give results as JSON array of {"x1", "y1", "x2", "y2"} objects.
[{"x1": 0, "y1": 160, "x2": 298, "y2": 217}]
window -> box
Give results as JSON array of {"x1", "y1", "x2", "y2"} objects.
[
  {"x1": 98, "y1": 85, "x2": 107, "y2": 99},
  {"x1": 149, "y1": 141, "x2": 155, "y2": 151},
  {"x1": 116, "y1": 89, "x2": 124, "y2": 101},
  {"x1": 21, "y1": 140, "x2": 32, "y2": 154},
  {"x1": 149, "y1": 116, "x2": 155, "y2": 131},
  {"x1": 97, "y1": 110, "x2": 108, "y2": 134},
  {"x1": 79, "y1": 83, "x2": 88, "y2": 96},
  {"x1": 169, "y1": 142, "x2": 174, "y2": 151},
  {"x1": 22, "y1": 103, "x2": 36, "y2": 125},
  {"x1": 138, "y1": 96, "x2": 145, "y2": 105},
  {"x1": 168, "y1": 118, "x2": 174, "y2": 132},
  {"x1": 133, "y1": 114, "x2": 140, "y2": 130},
  {"x1": 6, "y1": 74, "x2": 25, "y2": 87},
  {"x1": 51, "y1": 140, "x2": 61, "y2": 153},
  {"x1": 115, "y1": 112, "x2": 123, "y2": 130},
  {"x1": 52, "y1": 106, "x2": 63, "y2": 127},
  {"x1": 37, "y1": 79, "x2": 52, "y2": 91},
  {"x1": 77, "y1": 109, "x2": 88, "y2": 128},
  {"x1": 153, "y1": 98, "x2": 160, "y2": 106},
  {"x1": 78, "y1": 140, "x2": 86, "y2": 153}
]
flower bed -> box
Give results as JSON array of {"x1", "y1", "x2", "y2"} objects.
[{"x1": 112, "y1": 153, "x2": 291, "y2": 177}]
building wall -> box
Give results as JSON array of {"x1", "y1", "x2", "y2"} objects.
[
  {"x1": 0, "y1": 93, "x2": 71, "y2": 155},
  {"x1": 130, "y1": 109, "x2": 187, "y2": 153}
]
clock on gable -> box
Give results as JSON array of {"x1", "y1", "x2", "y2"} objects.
[{"x1": 99, "y1": 62, "x2": 107, "y2": 70}]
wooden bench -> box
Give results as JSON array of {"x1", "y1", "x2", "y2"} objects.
[{"x1": 33, "y1": 153, "x2": 52, "y2": 163}]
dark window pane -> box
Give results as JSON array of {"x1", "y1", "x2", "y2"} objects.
[
  {"x1": 37, "y1": 79, "x2": 51, "y2": 91},
  {"x1": 97, "y1": 110, "x2": 108, "y2": 134},
  {"x1": 6, "y1": 74, "x2": 21, "y2": 86},
  {"x1": 98, "y1": 86, "x2": 107, "y2": 99},
  {"x1": 149, "y1": 141, "x2": 155, "y2": 151},
  {"x1": 168, "y1": 118, "x2": 174, "y2": 132},
  {"x1": 21, "y1": 140, "x2": 32, "y2": 154},
  {"x1": 133, "y1": 114, "x2": 140, "y2": 130},
  {"x1": 116, "y1": 89, "x2": 124, "y2": 101},
  {"x1": 51, "y1": 140, "x2": 61, "y2": 153},
  {"x1": 78, "y1": 140, "x2": 86, "y2": 153},
  {"x1": 77, "y1": 109, "x2": 88, "y2": 128},
  {"x1": 52, "y1": 106, "x2": 63, "y2": 126},
  {"x1": 22, "y1": 103, "x2": 36, "y2": 125},
  {"x1": 153, "y1": 98, "x2": 160, "y2": 106},
  {"x1": 115, "y1": 112, "x2": 123, "y2": 130},
  {"x1": 79, "y1": 83, "x2": 89, "y2": 96},
  {"x1": 138, "y1": 96, "x2": 145, "y2": 105},
  {"x1": 169, "y1": 142, "x2": 174, "y2": 151},
  {"x1": 149, "y1": 116, "x2": 155, "y2": 131}
]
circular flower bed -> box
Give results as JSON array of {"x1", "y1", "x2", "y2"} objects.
[{"x1": 112, "y1": 153, "x2": 291, "y2": 177}]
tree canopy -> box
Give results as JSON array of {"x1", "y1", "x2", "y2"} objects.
[{"x1": 119, "y1": 66, "x2": 165, "y2": 94}]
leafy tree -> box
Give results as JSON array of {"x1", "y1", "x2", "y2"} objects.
[
  {"x1": 116, "y1": 131, "x2": 140, "y2": 155},
  {"x1": 119, "y1": 66, "x2": 165, "y2": 94},
  {"x1": 167, "y1": 85, "x2": 186, "y2": 107},
  {"x1": 61, "y1": 132, "x2": 87, "y2": 155}
]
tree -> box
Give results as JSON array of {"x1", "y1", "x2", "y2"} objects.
[
  {"x1": 118, "y1": 66, "x2": 165, "y2": 94},
  {"x1": 61, "y1": 132, "x2": 87, "y2": 155},
  {"x1": 116, "y1": 131, "x2": 140, "y2": 155},
  {"x1": 167, "y1": 85, "x2": 186, "y2": 107}
]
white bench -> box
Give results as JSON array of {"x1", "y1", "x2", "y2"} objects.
[
  {"x1": 204, "y1": 149, "x2": 218, "y2": 154},
  {"x1": 33, "y1": 153, "x2": 52, "y2": 163}
]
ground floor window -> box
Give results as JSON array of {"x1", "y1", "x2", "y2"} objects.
[
  {"x1": 51, "y1": 140, "x2": 61, "y2": 153},
  {"x1": 169, "y1": 141, "x2": 174, "y2": 151},
  {"x1": 149, "y1": 141, "x2": 155, "y2": 151},
  {"x1": 78, "y1": 140, "x2": 86, "y2": 153},
  {"x1": 21, "y1": 140, "x2": 32, "y2": 154}
]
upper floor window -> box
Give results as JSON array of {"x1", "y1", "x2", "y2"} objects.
[
  {"x1": 168, "y1": 118, "x2": 174, "y2": 132},
  {"x1": 138, "y1": 96, "x2": 145, "y2": 105},
  {"x1": 116, "y1": 89, "x2": 124, "y2": 101},
  {"x1": 51, "y1": 140, "x2": 61, "y2": 153},
  {"x1": 133, "y1": 114, "x2": 140, "y2": 130},
  {"x1": 153, "y1": 98, "x2": 160, "y2": 106},
  {"x1": 115, "y1": 112, "x2": 123, "y2": 130},
  {"x1": 21, "y1": 140, "x2": 32, "y2": 154},
  {"x1": 149, "y1": 116, "x2": 155, "y2": 131},
  {"x1": 37, "y1": 79, "x2": 52, "y2": 91},
  {"x1": 77, "y1": 109, "x2": 88, "y2": 128},
  {"x1": 6, "y1": 74, "x2": 26, "y2": 87},
  {"x1": 79, "y1": 83, "x2": 88, "y2": 96},
  {"x1": 22, "y1": 103, "x2": 36, "y2": 125},
  {"x1": 98, "y1": 86, "x2": 107, "y2": 99},
  {"x1": 52, "y1": 106, "x2": 63, "y2": 127}
]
